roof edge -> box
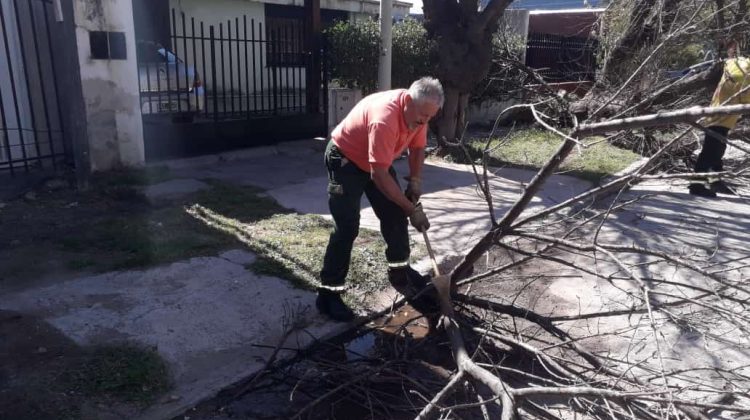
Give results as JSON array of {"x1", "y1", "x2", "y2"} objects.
[{"x1": 526, "y1": 8, "x2": 606, "y2": 14}]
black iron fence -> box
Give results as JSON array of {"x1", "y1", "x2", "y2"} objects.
[
  {"x1": 0, "y1": 0, "x2": 68, "y2": 176},
  {"x1": 137, "y1": 9, "x2": 322, "y2": 122},
  {"x1": 525, "y1": 33, "x2": 598, "y2": 83}
]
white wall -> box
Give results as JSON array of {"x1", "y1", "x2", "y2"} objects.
[{"x1": 73, "y1": 0, "x2": 144, "y2": 171}]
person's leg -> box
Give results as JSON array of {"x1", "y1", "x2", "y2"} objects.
[
  {"x1": 690, "y1": 126, "x2": 729, "y2": 198},
  {"x1": 364, "y1": 167, "x2": 410, "y2": 265},
  {"x1": 318, "y1": 142, "x2": 370, "y2": 321},
  {"x1": 704, "y1": 126, "x2": 729, "y2": 171},
  {"x1": 364, "y1": 168, "x2": 439, "y2": 314},
  {"x1": 703, "y1": 127, "x2": 736, "y2": 194}
]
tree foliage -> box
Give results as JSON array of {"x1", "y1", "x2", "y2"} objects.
[
  {"x1": 324, "y1": 18, "x2": 434, "y2": 94},
  {"x1": 324, "y1": 19, "x2": 380, "y2": 93},
  {"x1": 391, "y1": 19, "x2": 434, "y2": 89}
]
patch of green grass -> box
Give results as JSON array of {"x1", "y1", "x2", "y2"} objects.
[
  {"x1": 230, "y1": 212, "x2": 425, "y2": 294},
  {"x1": 89, "y1": 166, "x2": 172, "y2": 204},
  {"x1": 57, "y1": 206, "x2": 237, "y2": 271},
  {"x1": 192, "y1": 183, "x2": 416, "y2": 294},
  {"x1": 238, "y1": 213, "x2": 392, "y2": 292},
  {"x1": 7, "y1": 176, "x2": 422, "y2": 301},
  {"x1": 194, "y1": 180, "x2": 292, "y2": 222},
  {"x1": 440, "y1": 129, "x2": 640, "y2": 182},
  {"x1": 65, "y1": 344, "x2": 171, "y2": 404}
]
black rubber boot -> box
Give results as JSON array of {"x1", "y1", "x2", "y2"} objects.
[
  {"x1": 388, "y1": 267, "x2": 440, "y2": 315},
  {"x1": 710, "y1": 180, "x2": 736, "y2": 195},
  {"x1": 316, "y1": 289, "x2": 355, "y2": 322},
  {"x1": 689, "y1": 183, "x2": 717, "y2": 198}
]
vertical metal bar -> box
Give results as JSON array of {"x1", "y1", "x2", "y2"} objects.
[
  {"x1": 227, "y1": 20, "x2": 234, "y2": 115},
  {"x1": 136, "y1": 46, "x2": 143, "y2": 115},
  {"x1": 258, "y1": 21, "x2": 265, "y2": 112},
  {"x1": 284, "y1": 23, "x2": 291, "y2": 113},
  {"x1": 322, "y1": 36, "x2": 329, "y2": 126},
  {"x1": 201, "y1": 21, "x2": 207, "y2": 118},
  {"x1": 41, "y1": 2, "x2": 66, "y2": 162},
  {"x1": 244, "y1": 15, "x2": 249, "y2": 117},
  {"x1": 220, "y1": 23, "x2": 225, "y2": 117},
  {"x1": 12, "y1": 0, "x2": 42, "y2": 166},
  {"x1": 2, "y1": 0, "x2": 29, "y2": 171},
  {"x1": 305, "y1": 0, "x2": 321, "y2": 114},
  {"x1": 191, "y1": 17, "x2": 198, "y2": 114},
  {"x1": 155, "y1": 40, "x2": 163, "y2": 112},
  {"x1": 290, "y1": 22, "x2": 295, "y2": 111},
  {"x1": 182, "y1": 12, "x2": 190, "y2": 113},
  {"x1": 171, "y1": 8, "x2": 180, "y2": 113},
  {"x1": 267, "y1": 22, "x2": 274, "y2": 113},
  {"x1": 271, "y1": 26, "x2": 279, "y2": 114},
  {"x1": 252, "y1": 19, "x2": 258, "y2": 113},
  {"x1": 235, "y1": 17, "x2": 241, "y2": 116},
  {"x1": 298, "y1": 21, "x2": 303, "y2": 112},
  {"x1": 0, "y1": 77, "x2": 13, "y2": 175},
  {"x1": 145, "y1": 60, "x2": 152, "y2": 114},
  {"x1": 210, "y1": 25, "x2": 218, "y2": 121},
  {"x1": 291, "y1": 23, "x2": 299, "y2": 110},
  {"x1": 28, "y1": 0, "x2": 56, "y2": 166},
  {"x1": 0, "y1": 1, "x2": 10, "y2": 173}
]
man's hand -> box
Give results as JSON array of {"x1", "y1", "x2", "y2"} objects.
[
  {"x1": 409, "y1": 203, "x2": 430, "y2": 232},
  {"x1": 404, "y1": 176, "x2": 421, "y2": 203}
]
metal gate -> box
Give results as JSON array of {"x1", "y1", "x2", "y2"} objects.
[
  {"x1": 525, "y1": 33, "x2": 598, "y2": 82},
  {"x1": 0, "y1": 0, "x2": 68, "y2": 176},
  {"x1": 138, "y1": 9, "x2": 328, "y2": 161}
]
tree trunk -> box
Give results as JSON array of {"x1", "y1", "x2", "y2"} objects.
[
  {"x1": 422, "y1": 0, "x2": 512, "y2": 147},
  {"x1": 435, "y1": 88, "x2": 470, "y2": 144}
]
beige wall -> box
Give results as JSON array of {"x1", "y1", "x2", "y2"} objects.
[{"x1": 73, "y1": 0, "x2": 144, "y2": 171}]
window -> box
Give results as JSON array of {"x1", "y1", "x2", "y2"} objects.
[
  {"x1": 266, "y1": 15, "x2": 305, "y2": 67},
  {"x1": 89, "y1": 31, "x2": 127, "y2": 60}
]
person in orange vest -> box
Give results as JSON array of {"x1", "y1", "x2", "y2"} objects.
[
  {"x1": 690, "y1": 39, "x2": 750, "y2": 197},
  {"x1": 317, "y1": 77, "x2": 443, "y2": 321}
]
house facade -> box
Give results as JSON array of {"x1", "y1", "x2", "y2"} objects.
[{"x1": 0, "y1": 0, "x2": 409, "y2": 186}]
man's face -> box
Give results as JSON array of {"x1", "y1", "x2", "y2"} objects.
[{"x1": 404, "y1": 95, "x2": 440, "y2": 130}]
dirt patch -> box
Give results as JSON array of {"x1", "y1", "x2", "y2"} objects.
[{"x1": 0, "y1": 310, "x2": 171, "y2": 420}]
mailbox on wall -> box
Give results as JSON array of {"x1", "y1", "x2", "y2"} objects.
[{"x1": 327, "y1": 88, "x2": 362, "y2": 133}]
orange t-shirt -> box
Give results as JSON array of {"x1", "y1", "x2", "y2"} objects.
[{"x1": 331, "y1": 89, "x2": 427, "y2": 172}]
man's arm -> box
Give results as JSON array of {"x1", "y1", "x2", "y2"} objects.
[
  {"x1": 371, "y1": 167, "x2": 416, "y2": 215},
  {"x1": 407, "y1": 147, "x2": 425, "y2": 181}
]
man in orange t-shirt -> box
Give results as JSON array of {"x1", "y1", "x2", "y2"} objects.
[{"x1": 317, "y1": 77, "x2": 444, "y2": 321}]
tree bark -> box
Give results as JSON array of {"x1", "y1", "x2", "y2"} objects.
[{"x1": 422, "y1": 0, "x2": 512, "y2": 146}]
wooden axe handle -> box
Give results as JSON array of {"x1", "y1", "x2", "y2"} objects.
[{"x1": 422, "y1": 231, "x2": 441, "y2": 277}]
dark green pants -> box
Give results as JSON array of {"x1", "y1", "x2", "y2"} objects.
[{"x1": 320, "y1": 141, "x2": 410, "y2": 289}]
